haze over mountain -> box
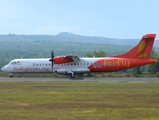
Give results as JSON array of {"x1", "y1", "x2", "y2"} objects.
[{"x1": 0, "y1": 32, "x2": 158, "y2": 47}]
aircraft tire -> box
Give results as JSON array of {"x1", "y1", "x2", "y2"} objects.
[
  {"x1": 9, "y1": 74, "x2": 13, "y2": 78},
  {"x1": 69, "y1": 73, "x2": 76, "y2": 78}
]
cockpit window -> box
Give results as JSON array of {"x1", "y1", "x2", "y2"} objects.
[{"x1": 10, "y1": 61, "x2": 21, "y2": 65}]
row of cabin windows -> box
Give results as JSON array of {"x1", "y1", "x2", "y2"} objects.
[
  {"x1": 55, "y1": 63, "x2": 104, "y2": 66},
  {"x1": 55, "y1": 62, "x2": 93, "y2": 66},
  {"x1": 11, "y1": 62, "x2": 103, "y2": 66},
  {"x1": 33, "y1": 63, "x2": 51, "y2": 66},
  {"x1": 33, "y1": 62, "x2": 95, "y2": 66}
]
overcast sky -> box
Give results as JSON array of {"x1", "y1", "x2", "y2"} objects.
[{"x1": 0, "y1": 0, "x2": 159, "y2": 39}]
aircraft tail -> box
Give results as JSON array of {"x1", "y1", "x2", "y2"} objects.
[{"x1": 113, "y1": 34, "x2": 156, "y2": 59}]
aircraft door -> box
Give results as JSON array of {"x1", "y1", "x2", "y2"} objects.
[
  {"x1": 112, "y1": 59, "x2": 118, "y2": 70},
  {"x1": 22, "y1": 61, "x2": 31, "y2": 72},
  {"x1": 33, "y1": 62, "x2": 36, "y2": 68}
]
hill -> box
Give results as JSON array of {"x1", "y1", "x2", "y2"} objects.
[
  {"x1": 1, "y1": 32, "x2": 159, "y2": 47},
  {"x1": 0, "y1": 32, "x2": 159, "y2": 69}
]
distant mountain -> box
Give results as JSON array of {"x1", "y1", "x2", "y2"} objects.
[{"x1": 0, "y1": 32, "x2": 158, "y2": 47}]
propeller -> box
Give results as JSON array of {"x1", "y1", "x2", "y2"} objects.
[{"x1": 49, "y1": 51, "x2": 54, "y2": 70}]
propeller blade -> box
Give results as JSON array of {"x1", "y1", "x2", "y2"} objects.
[
  {"x1": 49, "y1": 51, "x2": 54, "y2": 70},
  {"x1": 51, "y1": 51, "x2": 54, "y2": 60}
]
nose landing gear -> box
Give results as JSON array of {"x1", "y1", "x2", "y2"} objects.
[{"x1": 9, "y1": 74, "x2": 13, "y2": 78}]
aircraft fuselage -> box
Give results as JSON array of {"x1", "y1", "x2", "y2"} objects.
[{"x1": 1, "y1": 57, "x2": 156, "y2": 78}]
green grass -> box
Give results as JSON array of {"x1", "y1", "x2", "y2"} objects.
[{"x1": 0, "y1": 82, "x2": 159, "y2": 120}]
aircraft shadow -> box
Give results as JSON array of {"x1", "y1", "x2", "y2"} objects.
[{"x1": 69, "y1": 77, "x2": 85, "y2": 80}]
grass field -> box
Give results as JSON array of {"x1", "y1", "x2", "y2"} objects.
[{"x1": 0, "y1": 82, "x2": 159, "y2": 120}]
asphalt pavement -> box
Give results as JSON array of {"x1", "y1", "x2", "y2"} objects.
[{"x1": 0, "y1": 77, "x2": 158, "y2": 82}]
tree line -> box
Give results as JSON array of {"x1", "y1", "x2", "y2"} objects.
[{"x1": 0, "y1": 40, "x2": 159, "y2": 75}]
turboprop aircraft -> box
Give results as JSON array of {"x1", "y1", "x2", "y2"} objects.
[{"x1": 1, "y1": 34, "x2": 157, "y2": 78}]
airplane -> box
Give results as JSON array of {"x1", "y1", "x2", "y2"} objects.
[{"x1": 1, "y1": 34, "x2": 157, "y2": 78}]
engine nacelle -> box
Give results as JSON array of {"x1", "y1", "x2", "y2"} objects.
[
  {"x1": 54, "y1": 70, "x2": 67, "y2": 75},
  {"x1": 54, "y1": 56, "x2": 73, "y2": 64}
]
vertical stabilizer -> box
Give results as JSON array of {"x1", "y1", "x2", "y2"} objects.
[{"x1": 113, "y1": 34, "x2": 156, "y2": 59}]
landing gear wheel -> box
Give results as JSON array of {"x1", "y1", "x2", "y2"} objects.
[
  {"x1": 70, "y1": 74, "x2": 76, "y2": 78},
  {"x1": 9, "y1": 74, "x2": 13, "y2": 78},
  {"x1": 68, "y1": 72, "x2": 76, "y2": 78}
]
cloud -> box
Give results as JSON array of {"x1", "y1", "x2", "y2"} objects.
[
  {"x1": 72, "y1": 26, "x2": 81, "y2": 30},
  {"x1": 89, "y1": 30, "x2": 96, "y2": 33},
  {"x1": 38, "y1": 26, "x2": 56, "y2": 32},
  {"x1": 60, "y1": 25, "x2": 81, "y2": 31}
]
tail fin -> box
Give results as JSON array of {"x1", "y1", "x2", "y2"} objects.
[{"x1": 113, "y1": 34, "x2": 156, "y2": 59}]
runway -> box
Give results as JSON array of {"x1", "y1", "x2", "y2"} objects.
[{"x1": 0, "y1": 77, "x2": 159, "y2": 82}]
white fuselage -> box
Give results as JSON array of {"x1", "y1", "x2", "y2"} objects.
[{"x1": 1, "y1": 58, "x2": 100, "y2": 75}]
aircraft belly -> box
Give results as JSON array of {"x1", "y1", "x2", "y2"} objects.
[
  {"x1": 55, "y1": 68, "x2": 90, "y2": 75},
  {"x1": 72, "y1": 68, "x2": 90, "y2": 74}
]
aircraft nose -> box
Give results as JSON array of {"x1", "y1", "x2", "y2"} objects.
[
  {"x1": 1, "y1": 66, "x2": 6, "y2": 72},
  {"x1": 1, "y1": 67, "x2": 4, "y2": 71}
]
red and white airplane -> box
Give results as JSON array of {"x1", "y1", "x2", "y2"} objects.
[{"x1": 1, "y1": 34, "x2": 157, "y2": 78}]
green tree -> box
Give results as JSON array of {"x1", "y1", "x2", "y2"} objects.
[
  {"x1": 147, "y1": 49, "x2": 159, "y2": 74},
  {"x1": 147, "y1": 56, "x2": 159, "y2": 74},
  {"x1": 133, "y1": 66, "x2": 142, "y2": 74},
  {"x1": 85, "y1": 50, "x2": 106, "y2": 57}
]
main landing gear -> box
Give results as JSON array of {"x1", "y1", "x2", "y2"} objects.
[{"x1": 68, "y1": 71, "x2": 76, "y2": 78}]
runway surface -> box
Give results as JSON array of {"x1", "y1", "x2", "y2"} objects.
[{"x1": 0, "y1": 77, "x2": 159, "y2": 82}]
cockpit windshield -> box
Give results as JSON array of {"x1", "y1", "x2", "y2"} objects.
[{"x1": 10, "y1": 61, "x2": 21, "y2": 65}]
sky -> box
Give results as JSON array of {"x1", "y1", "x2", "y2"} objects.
[{"x1": 0, "y1": 0, "x2": 159, "y2": 39}]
